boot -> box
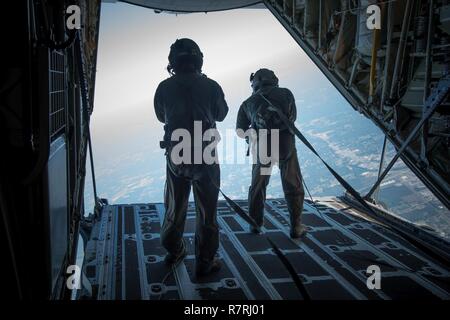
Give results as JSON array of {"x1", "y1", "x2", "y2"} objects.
[
  {"x1": 195, "y1": 258, "x2": 222, "y2": 277},
  {"x1": 249, "y1": 225, "x2": 262, "y2": 234},
  {"x1": 164, "y1": 240, "x2": 187, "y2": 265},
  {"x1": 290, "y1": 223, "x2": 307, "y2": 239}
]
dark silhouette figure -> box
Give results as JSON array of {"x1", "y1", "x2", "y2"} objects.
[
  {"x1": 236, "y1": 68, "x2": 306, "y2": 238},
  {"x1": 154, "y1": 39, "x2": 228, "y2": 276}
]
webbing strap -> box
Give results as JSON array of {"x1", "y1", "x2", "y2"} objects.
[
  {"x1": 258, "y1": 92, "x2": 377, "y2": 216},
  {"x1": 209, "y1": 176, "x2": 311, "y2": 300}
]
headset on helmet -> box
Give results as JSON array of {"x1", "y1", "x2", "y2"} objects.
[
  {"x1": 250, "y1": 68, "x2": 279, "y2": 92},
  {"x1": 167, "y1": 38, "x2": 203, "y2": 75}
]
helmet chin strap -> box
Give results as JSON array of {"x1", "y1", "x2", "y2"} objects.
[{"x1": 251, "y1": 82, "x2": 259, "y2": 93}]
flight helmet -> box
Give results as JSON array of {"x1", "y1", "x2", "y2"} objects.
[
  {"x1": 250, "y1": 68, "x2": 279, "y2": 92},
  {"x1": 167, "y1": 38, "x2": 203, "y2": 75}
]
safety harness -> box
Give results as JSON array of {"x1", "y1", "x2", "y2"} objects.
[{"x1": 257, "y1": 92, "x2": 377, "y2": 216}]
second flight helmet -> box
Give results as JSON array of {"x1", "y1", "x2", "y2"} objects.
[
  {"x1": 167, "y1": 38, "x2": 204, "y2": 75},
  {"x1": 250, "y1": 68, "x2": 279, "y2": 93}
]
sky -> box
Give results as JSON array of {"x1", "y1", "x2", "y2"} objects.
[{"x1": 91, "y1": 2, "x2": 326, "y2": 161}]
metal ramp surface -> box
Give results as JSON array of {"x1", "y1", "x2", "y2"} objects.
[{"x1": 82, "y1": 198, "x2": 450, "y2": 300}]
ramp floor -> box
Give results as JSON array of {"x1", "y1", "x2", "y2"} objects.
[{"x1": 82, "y1": 198, "x2": 450, "y2": 300}]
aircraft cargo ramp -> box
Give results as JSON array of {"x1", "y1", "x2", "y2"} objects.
[{"x1": 82, "y1": 198, "x2": 450, "y2": 300}]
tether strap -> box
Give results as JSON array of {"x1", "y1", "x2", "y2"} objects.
[
  {"x1": 207, "y1": 172, "x2": 311, "y2": 300},
  {"x1": 258, "y1": 91, "x2": 450, "y2": 267},
  {"x1": 258, "y1": 92, "x2": 377, "y2": 216}
]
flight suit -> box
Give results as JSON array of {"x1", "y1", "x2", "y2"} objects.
[
  {"x1": 154, "y1": 72, "x2": 228, "y2": 264},
  {"x1": 236, "y1": 85, "x2": 305, "y2": 229}
]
